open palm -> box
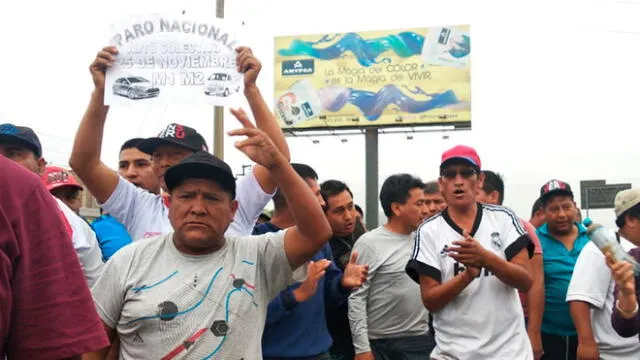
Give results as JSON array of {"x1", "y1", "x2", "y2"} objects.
[{"x1": 341, "y1": 252, "x2": 369, "y2": 289}]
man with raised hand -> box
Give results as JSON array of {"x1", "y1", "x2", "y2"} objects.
[
  {"x1": 84, "y1": 109, "x2": 332, "y2": 359},
  {"x1": 70, "y1": 45, "x2": 289, "y2": 240},
  {"x1": 254, "y1": 163, "x2": 368, "y2": 360}
]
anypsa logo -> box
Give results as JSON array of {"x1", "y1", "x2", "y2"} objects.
[{"x1": 282, "y1": 59, "x2": 314, "y2": 76}]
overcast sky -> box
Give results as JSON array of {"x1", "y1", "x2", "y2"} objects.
[{"x1": 1, "y1": 0, "x2": 639, "y2": 228}]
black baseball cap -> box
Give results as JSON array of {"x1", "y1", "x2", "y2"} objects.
[
  {"x1": 540, "y1": 179, "x2": 573, "y2": 203},
  {"x1": 164, "y1": 151, "x2": 236, "y2": 199},
  {"x1": 0, "y1": 123, "x2": 42, "y2": 158},
  {"x1": 137, "y1": 123, "x2": 208, "y2": 155}
]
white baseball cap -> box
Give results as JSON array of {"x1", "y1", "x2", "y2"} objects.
[{"x1": 614, "y1": 188, "x2": 640, "y2": 218}]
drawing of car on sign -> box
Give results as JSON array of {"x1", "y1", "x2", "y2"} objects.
[
  {"x1": 112, "y1": 76, "x2": 160, "y2": 99},
  {"x1": 204, "y1": 72, "x2": 240, "y2": 97}
]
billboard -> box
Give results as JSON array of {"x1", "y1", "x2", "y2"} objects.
[{"x1": 274, "y1": 25, "x2": 471, "y2": 131}]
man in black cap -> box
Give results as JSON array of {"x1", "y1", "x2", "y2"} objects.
[
  {"x1": 0, "y1": 123, "x2": 105, "y2": 286},
  {"x1": 535, "y1": 179, "x2": 588, "y2": 360},
  {"x1": 70, "y1": 45, "x2": 289, "y2": 241},
  {"x1": 84, "y1": 114, "x2": 333, "y2": 359}
]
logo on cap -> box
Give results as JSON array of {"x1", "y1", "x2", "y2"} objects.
[
  {"x1": 47, "y1": 170, "x2": 71, "y2": 185},
  {"x1": 548, "y1": 180, "x2": 562, "y2": 191},
  {"x1": 158, "y1": 124, "x2": 186, "y2": 139}
]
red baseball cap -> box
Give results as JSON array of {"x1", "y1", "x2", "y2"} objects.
[
  {"x1": 440, "y1": 145, "x2": 481, "y2": 171},
  {"x1": 42, "y1": 166, "x2": 83, "y2": 192}
]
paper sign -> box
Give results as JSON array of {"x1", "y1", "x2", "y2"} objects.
[{"x1": 105, "y1": 14, "x2": 244, "y2": 106}]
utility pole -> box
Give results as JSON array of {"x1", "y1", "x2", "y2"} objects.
[{"x1": 213, "y1": 0, "x2": 225, "y2": 159}]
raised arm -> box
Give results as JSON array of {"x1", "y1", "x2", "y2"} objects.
[
  {"x1": 69, "y1": 46, "x2": 119, "y2": 204},
  {"x1": 228, "y1": 109, "x2": 331, "y2": 269},
  {"x1": 236, "y1": 47, "x2": 290, "y2": 194}
]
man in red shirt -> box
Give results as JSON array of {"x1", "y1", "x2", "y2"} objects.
[{"x1": 0, "y1": 154, "x2": 108, "y2": 359}]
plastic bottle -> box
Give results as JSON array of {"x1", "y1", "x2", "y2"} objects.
[{"x1": 584, "y1": 218, "x2": 640, "y2": 275}]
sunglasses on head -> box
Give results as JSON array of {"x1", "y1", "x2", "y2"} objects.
[{"x1": 441, "y1": 168, "x2": 477, "y2": 179}]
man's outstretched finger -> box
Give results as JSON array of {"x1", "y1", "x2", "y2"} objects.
[
  {"x1": 229, "y1": 108, "x2": 256, "y2": 129},
  {"x1": 233, "y1": 136, "x2": 262, "y2": 150},
  {"x1": 228, "y1": 128, "x2": 261, "y2": 140}
]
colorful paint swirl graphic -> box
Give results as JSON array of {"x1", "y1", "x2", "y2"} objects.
[
  {"x1": 317, "y1": 85, "x2": 459, "y2": 121},
  {"x1": 277, "y1": 32, "x2": 470, "y2": 67}
]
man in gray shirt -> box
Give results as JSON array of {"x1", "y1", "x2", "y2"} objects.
[
  {"x1": 84, "y1": 113, "x2": 333, "y2": 359},
  {"x1": 349, "y1": 174, "x2": 433, "y2": 360}
]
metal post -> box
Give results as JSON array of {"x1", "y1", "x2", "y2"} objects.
[
  {"x1": 587, "y1": 188, "x2": 591, "y2": 217},
  {"x1": 213, "y1": 0, "x2": 225, "y2": 159},
  {"x1": 365, "y1": 128, "x2": 379, "y2": 230}
]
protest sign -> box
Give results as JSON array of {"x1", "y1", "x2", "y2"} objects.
[{"x1": 105, "y1": 14, "x2": 244, "y2": 106}]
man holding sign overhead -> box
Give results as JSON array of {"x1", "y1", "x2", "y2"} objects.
[
  {"x1": 84, "y1": 109, "x2": 333, "y2": 359},
  {"x1": 70, "y1": 43, "x2": 288, "y2": 242}
]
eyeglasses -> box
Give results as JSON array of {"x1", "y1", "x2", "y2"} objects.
[{"x1": 441, "y1": 168, "x2": 476, "y2": 179}]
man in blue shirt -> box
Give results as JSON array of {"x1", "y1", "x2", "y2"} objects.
[
  {"x1": 536, "y1": 179, "x2": 590, "y2": 360},
  {"x1": 254, "y1": 163, "x2": 369, "y2": 360}
]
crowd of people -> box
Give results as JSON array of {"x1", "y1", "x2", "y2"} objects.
[{"x1": 1, "y1": 45, "x2": 640, "y2": 360}]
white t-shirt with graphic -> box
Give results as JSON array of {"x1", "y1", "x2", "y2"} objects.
[
  {"x1": 92, "y1": 231, "x2": 305, "y2": 359},
  {"x1": 566, "y1": 240, "x2": 640, "y2": 360},
  {"x1": 54, "y1": 197, "x2": 104, "y2": 286},
  {"x1": 406, "y1": 203, "x2": 533, "y2": 360},
  {"x1": 101, "y1": 171, "x2": 273, "y2": 241}
]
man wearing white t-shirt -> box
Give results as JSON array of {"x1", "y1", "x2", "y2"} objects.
[
  {"x1": 566, "y1": 190, "x2": 640, "y2": 360},
  {"x1": 83, "y1": 113, "x2": 333, "y2": 359},
  {"x1": 406, "y1": 145, "x2": 534, "y2": 360},
  {"x1": 70, "y1": 45, "x2": 288, "y2": 240},
  {"x1": 0, "y1": 123, "x2": 105, "y2": 286}
]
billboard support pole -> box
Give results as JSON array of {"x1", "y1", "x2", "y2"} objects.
[
  {"x1": 586, "y1": 188, "x2": 590, "y2": 219},
  {"x1": 213, "y1": 0, "x2": 225, "y2": 159},
  {"x1": 365, "y1": 128, "x2": 379, "y2": 230}
]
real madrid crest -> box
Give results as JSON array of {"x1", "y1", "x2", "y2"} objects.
[{"x1": 491, "y1": 232, "x2": 503, "y2": 249}]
